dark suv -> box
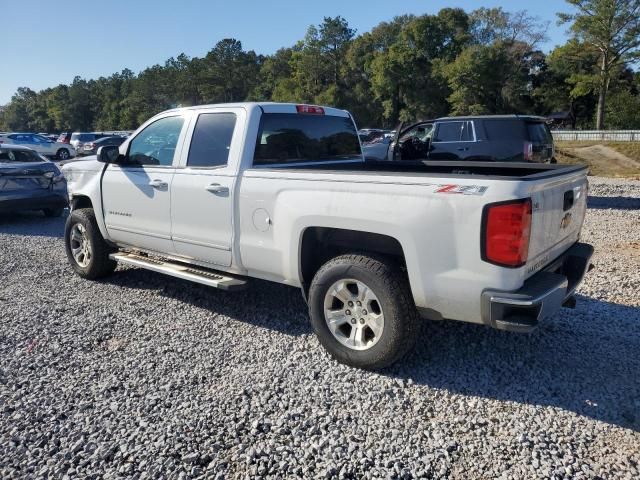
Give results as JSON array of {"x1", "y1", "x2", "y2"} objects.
[{"x1": 389, "y1": 115, "x2": 555, "y2": 163}]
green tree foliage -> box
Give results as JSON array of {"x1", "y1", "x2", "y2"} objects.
[
  {"x1": 1, "y1": 3, "x2": 638, "y2": 133},
  {"x1": 559, "y1": 0, "x2": 640, "y2": 128}
]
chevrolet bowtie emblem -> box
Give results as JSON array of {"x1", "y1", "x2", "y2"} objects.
[{"x1": 560, "y1": 212, "x2": 573, "y2": 229}]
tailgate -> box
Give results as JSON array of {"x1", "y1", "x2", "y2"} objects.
[{"x1": 525, "y1": 172, "x2": 588, "y2": 277}]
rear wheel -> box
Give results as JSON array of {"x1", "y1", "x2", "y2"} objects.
[
  {"x1": 64, "y1": 208, "x2": 116, "y2": 279},
  {"x1": 57, "y1": 148, "x2": 70, "y2": 160},
  {"x1": 308, "y1": 254, "x2": 418, "y2": 369}
]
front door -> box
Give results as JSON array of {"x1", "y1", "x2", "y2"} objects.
[
  {"x1": 170, "y1": 109, "x2": 241, "y2": 267},
  {"x1": 102, "y1": 114, "x2": 187, "y2": 254}
]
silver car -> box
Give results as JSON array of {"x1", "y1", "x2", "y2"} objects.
[{"x1": 0, "y1": 133, "x2": 77, "y2": 160}]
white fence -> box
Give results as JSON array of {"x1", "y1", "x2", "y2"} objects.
[{"x1": 551, "y1": 130, "x2": 640, "y2": 142}]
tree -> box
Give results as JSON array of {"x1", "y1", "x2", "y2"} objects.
[
  {"x1": 249, "y1": 48, "x2": 293, "y2": 101},
  {"x1": 471, "y1": 7, "x2": 549, "y2": 47},
  {"x1": 319, "y1": 16, "x2": 355, "y2": 86},
  {"x1": 199, "y1": 39, "x2": 262, "y2": 104},
  {"x1": 370, "y1": 10, "x2": 471, "y2": 124},
  {"x1": 559, "y1": 0, "x2": 640, "y2": 128}
]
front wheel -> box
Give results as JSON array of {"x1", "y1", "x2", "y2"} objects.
[
  {"x1": 64, "y1": 208, "x2": 116, "y2": 279},
  {"x1": 57, "y1": 148, "x2": 70, "y2": 160},
  {"x1": 308, "y1": 254, "x2": 418, "y2": 369}
]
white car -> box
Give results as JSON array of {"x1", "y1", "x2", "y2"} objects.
[
  {"x1": 0, "y1": 133, "x2": 76, "y2": 160},
  {"x1": 61, "y1": 102, "x2": 594, "y2": 369}
]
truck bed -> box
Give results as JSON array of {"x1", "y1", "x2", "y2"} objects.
[{"x1": 264, "y1": 160, "x2": 588, "y2": 181}]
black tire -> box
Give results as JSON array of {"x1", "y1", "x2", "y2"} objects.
[
  {"x1": 57, "y1": 148, "x2": 70, "y2": 160},
  {"x1": 64, "y1": 208, "x2": 116, "y2": 279},
  {"x1": 43, "y1": 207, "x2": 64, "y2": 218},
  {"x1": 308, "y1": 254, "x2": 418, "y2": 369}
]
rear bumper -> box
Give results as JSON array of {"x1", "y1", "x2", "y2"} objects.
[
  {"x1": 481, "y1": 242, "x2": 594, "y2": 333},
  {"x1": 0, "y1": 192, "x2": 68, "y2": 213}
]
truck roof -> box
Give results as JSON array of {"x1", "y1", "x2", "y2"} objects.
[
  {"x1": 162, "y1": 102, "x2": 351, "y2": 118},
  {"x1": 436, "y1": 114, "x2": 547, "y2": 122}
]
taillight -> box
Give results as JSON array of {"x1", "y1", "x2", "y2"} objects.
[
  {"x1": 482, "y1": 199, "x2": 532, "y2": 268},
  {"x1": 296, "y1": 104, "x2": 325, "y2": 115},
  {"x1": 524, "y1": 141, "x2": 533, "y2": 161}
]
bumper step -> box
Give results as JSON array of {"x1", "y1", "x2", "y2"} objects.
[{"x1": 110, "y1": 252, "x2": 247, "y2": 291}]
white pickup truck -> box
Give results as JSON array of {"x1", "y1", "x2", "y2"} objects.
[{"x1": 61, "y1": 103, "x2": 594, "y2": 369}]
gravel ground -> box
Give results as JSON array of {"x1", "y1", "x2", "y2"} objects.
[{"x1": 1, "y1": 176, "x2": 639, "y2": 479}]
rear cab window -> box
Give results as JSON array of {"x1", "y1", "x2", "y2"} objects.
[{"x1": 253, "y1": 113, "x2": 361, "y2": 166}]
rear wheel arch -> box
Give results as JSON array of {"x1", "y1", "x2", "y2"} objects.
[{"x1": 299, "y1": 227, "x2": 407, "y2": 296}]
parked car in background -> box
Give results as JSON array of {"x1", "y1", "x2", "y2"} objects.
[
  {"x1": 0, "y1": 133, "x2": 77, "y2": 160},
  {"x1": 360, "y1": 129, "x2": 395, "y2": 161},
  {"x1": 57, "y1": 132, "x2": 72, "y2": 144},
  {"x1": 0, "y1": 144, "x2": 67, "y2": 216},
  {"x1": 389, "y1": 115, "x2": 556, "y2": 163},
  {"x1": 70, "y1": 132, "x2": 109, "y2": 153},
  {"x1": 81, "y1": 136, "x2": 126, "y2": 156}
]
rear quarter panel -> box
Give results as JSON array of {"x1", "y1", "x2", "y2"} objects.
[{"x1": 237, "y1": 169, "x2": 530, "y2": 324}]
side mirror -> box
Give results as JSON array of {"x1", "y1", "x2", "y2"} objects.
[{"x1": 97, "y1": 145, "x2": 121, "y2": 164}]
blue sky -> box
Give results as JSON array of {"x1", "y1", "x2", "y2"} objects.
[{"x1": 1, "y1": 0, "x2": 575, "y2": 105}]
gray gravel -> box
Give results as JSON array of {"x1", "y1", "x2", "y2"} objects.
[{"x1": 1, "y1": 176, "x2": 639, "y2": 479}]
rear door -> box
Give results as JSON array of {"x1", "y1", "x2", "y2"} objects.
[
  {"x1": 429, "y1": 121, "x2": 475, "y2": 160},
  {"x1": 101, "y1": 113, "x2": 187, "y2": 254},
  {"x1": 31, "y1": 135, "x2": 56, "y2": 155},
  {"x1": 170, "y1": 108, "x2": 244, "y2": 267}
]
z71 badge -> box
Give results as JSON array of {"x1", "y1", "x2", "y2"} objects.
[{"x1": 435, "y1": 184, "x2": 489, "y2": 195}]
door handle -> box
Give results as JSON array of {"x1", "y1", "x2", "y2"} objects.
[
  {"x1": 149, "y1": 179, "x2": 168, "y2": 189},
  {"x1": 206, "y1": 183, "x2": 229, "y2": 194}
]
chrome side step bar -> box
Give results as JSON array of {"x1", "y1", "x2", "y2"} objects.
[{"x1": 109, "y1": 252, "x2": 247, "y2": 291}]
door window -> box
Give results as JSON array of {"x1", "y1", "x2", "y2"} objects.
[
  {"x1": 484, "y1": 120, "x2": 526, "y2": 140},
  {"x1": 187, "y1": 113, "x2": 237, "y2": 168},
  {"x1": 10, "y1": 134, "x2": 31, "y2": 143},
  {"x1": 127, "y1": 116, "x2": 185, "y2": 166},
  {"x1": 399, "y1": 123, "x2": 433, "y2": 143},
  {"x1": 434, "y1": 121, "x2": 475, "y2": 142}
]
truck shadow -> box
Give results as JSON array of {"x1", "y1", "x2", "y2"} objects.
[
  {"x1": 103, "y1": 267, "x2": 639, "y2": 431},
  {"x1": 0, "y1": 211, "x2": 66, "y2": 238},
  {"x1": 103, "y1": 267, "x2": 312, "y2": 336},
  {"x1": 391, "y1": 294, "x2": 640, "y2": 431}
]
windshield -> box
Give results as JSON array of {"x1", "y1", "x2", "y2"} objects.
[
  {"x1": 254, "y1": 113, "x2": 361, "y2": 165},
  {"x1": 0, "y1": 149, "x2": 44, "y2": 163}
]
